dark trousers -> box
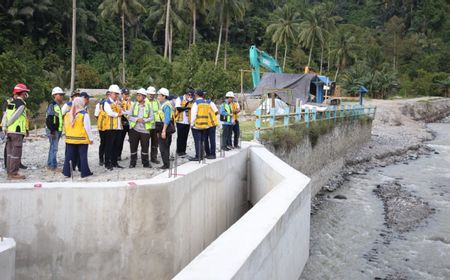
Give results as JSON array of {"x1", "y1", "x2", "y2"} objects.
[
  {"x1": 222, "y1": 125, "x2": 233, "y2": 148},
  {"x1": 65, "y1": 143, "x2": 80, "y2": 171},
  {"x1": 99, "y1": 130, "x2": 106, "y2": 163},
  {"x1": 205, "y1": 126, "x2": 216, "y2": 157},
  {"x1": 63, "y1": 144, "x2": 91, "y2": 177},
  {"x1": 117, "y1": 124, "x2": 129, "y2": 160},
  {"x1": 104, "y1": 130, "x2": 121, "y2": 167},
  {"x1": 158, "y1": 133, "x2": 172, "y2": 167},
  {"x1": 232, "y1": 120, "x2": 240, "y2": 147},
  {"x1": 6, "y1": 133, "x2": 24, "y2": 175},
  {"x1": 192, "y1": 128, "x2": 207, "y2": 159},
  {"x1": 176, "y1": 123, "x2": 190, "y2": 154},
  {"x1": 150, "y1": 129, "x2": 158, "y2": 161},
  {"x1": 129, "y1": 128, "x2": 150, "y2": 166}
]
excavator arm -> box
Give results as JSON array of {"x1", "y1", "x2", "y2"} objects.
[{"x1": 249, "y1": 45, "x2": 282, "y2": 88}]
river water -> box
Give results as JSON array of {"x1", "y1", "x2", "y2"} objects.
[{"x1": 300, "y1": 121, "x2": 450, "y2": 280}]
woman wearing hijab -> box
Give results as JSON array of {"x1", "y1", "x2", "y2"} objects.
[{"x1": 63, "y1": 97, "x2": 94, "y2": 178}]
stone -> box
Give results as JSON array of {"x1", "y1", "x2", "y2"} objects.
[{"x1": 334, "y1": 194, "x2": 347, "y2": 200}]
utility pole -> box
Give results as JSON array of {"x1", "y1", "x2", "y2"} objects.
[{"x1": 70, "y1": 0, "x2": 76, "y2": 93}]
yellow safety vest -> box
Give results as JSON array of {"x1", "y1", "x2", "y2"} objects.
[
  {"x1": 232, "y1": 102, "x2": 239, "y2": 121},
  {"x1": 148, "y1": 99, "x2": 160, "y2": 122},
  {"x1": 195, "y1": 100, "x2": 216, "y2": 129},
  {"x1": 129, "y1": 101, "x2": 153, "y2": 130},
  {"x1": 158, "y1": 100, "x2": 174, "y2": 123},
  {"x1": 64, "y1": 111, "x2": 90, "y2": 144},
  {"x1": 6, "y1": 100, "x2": 27, "y2": 134},
  {"x1": 103, "y1": 100, "x2": 121, "y2": 130},
  {"x1": 175, "y1": 96, "x2": 192, "y2": 123}
]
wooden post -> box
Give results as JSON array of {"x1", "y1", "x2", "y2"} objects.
[
  {"x1": 305, "y1": 107, "x2": 310, "y2": 128},
  {"x1": 312, "y1": 107, "x2": 317, "y2": 122},
  {"x1": 255, "y1": 108, "x2": 261, "y2": 140},
  {"x1": 270, "y1": 107, "x2": 276, "y2": 128},
  {"x1": 284, "y1": 107, "x2": 289, "y2": 127}
]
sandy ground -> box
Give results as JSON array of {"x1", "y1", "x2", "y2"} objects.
[{"x1": 0, "y1": 126, "x2": 229, "y2": 183}]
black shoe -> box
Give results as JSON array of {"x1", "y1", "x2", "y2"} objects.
[
  {"x1": 106, "y1": 165, "x2": 113, "y2": 171},
  {"x1": 143, "y1": 164, "x2": 152, "y2": 168},
  {"x1": 222, "y1": 147, "x2": 230, "y2": 151},
  {"x1": 81, "y1": 172, "x2": 94, "y2": 178},
  {"x1": 206, "y1": 155, "x2": 216, "y2": 159},
  {"x1": 19, "y1": 163, "x2": 27, "y2": 169},
  {"x1": 129, "y1": 164, "x2": 136, "y2": 168},
  {"x1": 151, "y1": 159, "x2": 160, "y2": 164},
  {"x1": 117, "y1": 156, "x2": 122, "y2": 161},
  {"x1": 234, "y1": 145, "x2": 241, "y2": 149},
  {"x1": 227, "y1": 145, "x2": 234, "y2": 150},
  {"x1": 189, "y1": 157, "x2": 199, "y2": 161},
  {"x1": 158, "y1": 165, "x2": 170, "y2": 170},
  {"x1": 177, "y1": 152, "x2": 187, "y2": 157},
  {"x1": 113, "y1": 164, "x2": 124, "y2": 169}
]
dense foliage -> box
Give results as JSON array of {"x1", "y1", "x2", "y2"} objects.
[{"x1": 1, "y1": 0, "x2": 449, "y2": 113}]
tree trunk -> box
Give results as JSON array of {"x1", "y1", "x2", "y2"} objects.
[
  {"x1": 192, "y1": 1, "x2": 196, "y2": 45},
  {"x1": 214, "y1": 10, "x2": 223, "y2": 67},
  {"x1": 307, "y1": 43, "x2": 313, "y2": 68},
  {"x1": 334, "y1": 65, "x2": 340, "y2": 82},
  {"x1": 121, "y1": 13, "x2": 126, "y2": 85},
  {"x1": 169, "y1": 22, "x2": 173, "y2": 63},
  {"x1": 327, "y1": 41, "x2": 331, "y2": 72},
  {"x1": 223, "y1": 14, "x2": 230, "y2": 70},
  {"x1": 70, "y1": 0, "x2": 76, "y2": 92},
  {"x1": 275, "y1": 42, "x2": 278, "y2": 60},
  {"x1": 320, "y1": 44, "x2": 324, "y2": 75},
  {"x1": 283, "y1": 44, "x2": 287, "y2": 71},
  {"x1": 164, "y1": 0, "x2": 171, "y2": 59}
]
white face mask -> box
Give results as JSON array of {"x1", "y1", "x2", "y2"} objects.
[{"x1": 187, "y1": 97, "x2": 193, "y2": 102}]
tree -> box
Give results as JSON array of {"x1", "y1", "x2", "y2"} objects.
[
  {"x1": 70, "y1": 0, "x2": 76, "y2": 93},
  {"x1": 176, "y1": 0, "x2": 213, "y2": 46},
  {"x1": 384, "y1": 16, "x2": 405, "y2": 72},
  {"x1": 266, "y1": 6, "x2": 300, "y2": 70},
  {"x1": 99, "y1": 0, "x2": 145, "y2": 85},
  {"x1": 298, "y1": 7, "x2": 325, "y2": 69},
  {"x1": 332, "y1": 31, "x2": 356, "y2": 82},
  {"x1": 315, "y1": 2, "x2": 340, "y2": 75}
]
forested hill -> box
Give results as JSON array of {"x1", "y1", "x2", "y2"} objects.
[{"x1": 1, "y1": 0, "x2": 449, "y2": 113}]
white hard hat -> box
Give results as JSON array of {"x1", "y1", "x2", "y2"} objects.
[
  {"x1": 51, "y1": 87, "x2": 64, "y2": 95},
  {"x1": 146, "y1": 86, "x2": 156, "y2": 95},
  {"x1": 108, "y1": 84, "x2": 121, "y2": 94},
  {"x1": 157, "y1": 87, "x2": 169, "y2": 97},
  {"x1": 136, "y1": 88, "x2": 147, "y2": 96},
  {"x1": 225, "y1": 91, "x2": 235, "y2": 98}
]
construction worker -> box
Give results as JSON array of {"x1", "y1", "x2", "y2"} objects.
[
  {"x1": 63, "y1": 97, "x2": 93, "y2": 178},
  {"x1": 175, "y1": 88, "x2": 194, "y2": 156},
  {"x1": 190, "y1": 89, "x2": 217, "y2": 160},
  {"x1": 80, "y1": 91, "x2": 91, "y2": 109},
  {"x1": 128, "y1": 88, "x2": 154, "y2": 168},
  {"x1": 156, "y1": 88, "x2": 174, "y2": 169},
  {"x1": 3, "y1": 84, "x2": 29, "y2": 179},
  {"x1": 45, "y1": 87, "x2": 65, "y2": 172},
  {"x1": 231, "y1": 92, "x2": 241, "y2": 148},
  {"x1": 103, "y1": 84, "x2": 124, "y2": 170},
  {"x1": 117, "y1": 88, "x2": 131, "y2": 161},
  {"x1": 146, "y1": 86, "x2": 160, "y2": 164},
  {"x1": 62, "y1": 89, "x2": 80, "y2": 116},
  {"x1": 94, "y1": 91, "x2": 110, "y2": 166},
  {"x1": 220, "y1": 91, "x2": 235, "y2": 151}
]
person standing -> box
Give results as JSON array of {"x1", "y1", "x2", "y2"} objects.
[
  {"x1": 45, "y1": 87, "x2": 65, "y2": 172},
  {"x1": 103, "y1": 84, "x2": 124, "y2": 170},
  {"x1": 220, "y1": 92, "x2": 235, "y2": 151},
  {"x1": 146, "y1": 86, "x2": 160, "y2": 164},
  {"x1": 94, "y1": 91, "x2": 109, "y2": 166},
  {"x1": 63, "y1": 97, "x2": 94, "y2": 178},
  {"x1": 117, "y1": 88, "x2": 131, "y2": 161},
  {"x1": 175, "y1": 89, "x2": 194, "y2": 156},
  {"x1": 155, "y1": 88, "x2": 174, "y2": 169},
  {"x1": 3, "y1": 84, "x2": 29, "y2": 180},
  {"x1": 230, "y1": 92, "x2": 241, "y2": 148},
  {"x1": 128, "y1": 88, "x2": 154, "y2": 168}
]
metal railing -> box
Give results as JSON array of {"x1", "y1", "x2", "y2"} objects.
[{"x1": 254, "y1": 104, "x2": 377, "y2": 140}]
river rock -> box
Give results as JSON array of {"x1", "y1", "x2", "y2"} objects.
[{"x1": 334, "y1": 194, "x2": 347, "y2": 200}]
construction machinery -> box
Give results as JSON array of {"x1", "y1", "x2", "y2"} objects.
[{"x1": 249, "y1": 45, "x2": 282, "y2": 88}]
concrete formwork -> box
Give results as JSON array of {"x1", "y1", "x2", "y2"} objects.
[{"x1": 0, "y1": 237, "x2": 16, "y2": 280}]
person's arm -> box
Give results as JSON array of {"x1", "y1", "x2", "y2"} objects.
[
  {"x1": 190, "y1": 103, "x2": 197, "y2": 125},
  {"x1": 104, "y1": 101, "x2": 119, "y2": 117},
  {"x1": 219, "y1": 104, "x2": 228, "y2": 116},
  {"x1": 127, "y1": 103, "x2": 139, "y2": 122},
  {"x1": 6, "y1": 105, "x2": 25, "y2": 126},
  {"x1": 94, "y1": 103, "x2": 100, "y2": 117},
  {"x1": 61, "y1": 103, "x2": 69, "y2": 115},
  {"x1": 210, "y1": 102, "x2": 218, "y2": 114},
  {"x1": 83, "y1": 114, "x2": 94, "y2": 143},
  {"x1": 45, "y1": 104, "x2": 58, "y2": 133}
]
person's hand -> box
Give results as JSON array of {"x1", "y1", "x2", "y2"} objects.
[
  {"x1": 137, "y1": 118, "x2": 144, "y2": 123},
  {"x1": 161, "y1": 131, "x2": 166, "y2": 140},
  {"x1": 90, "y1": 140, "x2": 93, "y2": 144}
]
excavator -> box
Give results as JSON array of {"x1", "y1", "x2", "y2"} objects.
[{"x1": 249, "y1": 45, "x2": 282, "y2": 88}]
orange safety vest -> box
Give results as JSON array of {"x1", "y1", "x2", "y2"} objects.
[{"x1": 175, "y1": 96, "x2": 192, "y2": 123}]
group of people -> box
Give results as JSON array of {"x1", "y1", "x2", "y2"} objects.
[{"x1": 0, "y1": 83, "x2": 241, "y2": 180}]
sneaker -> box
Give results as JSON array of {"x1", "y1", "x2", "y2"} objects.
[
  {"x1": 226, "y1": 145, "x2": 234, "y2": 150},
  {"x1": 7, "y1": 174, "x2": 26, "y2": 180},
  {"x1": 222, "y1": 147, "x2": 230, "y2": 151}
]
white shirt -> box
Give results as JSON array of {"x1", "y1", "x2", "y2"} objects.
[
  {"x1": 83, "y1": 113, "x2": 94, "y2": 142},
  {"x1": 175, "y1": 95, "x2": 190, "y2": 124},
  {"x1": 94, "y1": 103, "x2": 100, "y2": 117},
  {"x1": 103, "y1": 98, "x2": 122, "y2": 129}
]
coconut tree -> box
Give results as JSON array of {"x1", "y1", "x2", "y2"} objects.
[
  {"x1": 175, "y1": 0, "x2": 213, "y2": 46},
  {"x1": 298, "y1": 7, "x2": 325, "y2": 69},
  {"x1": 332, "y1": 31, "x2": 356, "y2": 81},
  {"x1": 99, "y1": 0, "x2": 145, "y2": 85},
  {"x1": 316, "y1": 2, "x2": 340, "y2": 75},
  {"x1": 266, "y1": 6, "x2": 300, "y2": 70}
]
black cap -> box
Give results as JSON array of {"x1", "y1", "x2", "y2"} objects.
[
  {"x1": 121, "y1": 88, "x2": 130, "y2": 94},
  {"x1": 195, "y1": 89, "x2": 206, "y2": 96},
  {"x1": 80, "y1": 92, "x2": 91, "y2": 99},
  {"x1": 186, "y1": 87, "x2": 195, "y2": 94}
]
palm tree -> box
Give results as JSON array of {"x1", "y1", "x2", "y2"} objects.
[
  {"x1": 316, "y1": 2, "x2": 340, "y2": 75},
  {"x1": 176, "y1": 0, "x2": 213, "y2": 46},
  {"x1": 298, "y1": 7, "x2": 325, "y2": 69},
  {"x1": 70, "y1": 0, "x2": 76, "y2": 93},
  {"x1": 332, "y1": 31, "x2": 356, "y2": 81},
  {"x1": 213, "y1": 0, "x2": 248, "y2": 70},
  {"x1": 99, "y1": 0, "x2": 145, "y2": 85},
  {"x1": 266, "y1": 6, "x2": 300, "y2": 70}
]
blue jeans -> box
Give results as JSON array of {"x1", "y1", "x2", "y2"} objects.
[{"x1": 46, "y1": 129, "x2": 61, "y2": 168}]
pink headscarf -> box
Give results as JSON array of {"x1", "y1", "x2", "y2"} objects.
[{"x1": 69, "y1": 97, "x2": 85, "y2": 126}]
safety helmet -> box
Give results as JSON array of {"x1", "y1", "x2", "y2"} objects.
[
  {"x1": 225, "y1": 91, "x2": 235, "y2": 98},
  {"x1": 136, "y1": 88, "x2": 147, "y2": 96},
  {"x1": 157, "y1": 87, "x2": 169, "y2": 97},
  {"x1": 108, "y1": 84, "x2": 121, "y2": 94},
  {"x1": 51, "y1": 87, "x2": 64, "y2": 95},
  {"x1": 13, "y1": 83, "x2": 30, "y2": 94},
  {"x1": 146, "y1": 86, "x2": 156, "y2": 95}
]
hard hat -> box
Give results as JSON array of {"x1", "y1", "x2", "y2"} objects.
[
  {"x1": 51, "y1": 87, "x2": 64, "y2": 95},
  {"x1": 136, "y1": 88, "x2": 147, "y2": 96},
  {"x1": 225, "y1": 91, "x2": 235, "y2": 98},
  {"x1": 13, "y1": 83, "x2": 30, "y2": 94},
  {"x1": 157, "y1": 87, "x2": 169, "y2": 97},
  {"x1": 108, "y1": 84, "x2": 121, "y2": 94},
  {"x1": 146, "y1": 86, "x2": 156, "y2": 95},
  {"x1": 121, "y1": 87, "x2": 130, "y2": 94},
  {"x1": 71, "y1": 89, "x2": 80, "y2": 97}
]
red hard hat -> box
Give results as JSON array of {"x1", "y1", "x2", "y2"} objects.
[{"x1": 13, "y1": 83, "x2": 30, "y2": 94}]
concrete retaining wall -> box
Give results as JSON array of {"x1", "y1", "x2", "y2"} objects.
[
  {"x1": 0, "y1": 237, "x2": 16, "y2": 280},
  {"x1": 174, "y1": 146, "x2": 311, "y2": 280},
  {"x1": 0, "y1": 149, "x2": 249, "y2": 280},
  {"x1": 265, "y1": 119, "x2": 372, "y2": 196}
]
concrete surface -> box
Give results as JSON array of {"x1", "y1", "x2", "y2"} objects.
[
  {"x1": 0, "y1": 237, "x2": 16, "y2": 280},
  {"x1": 174, "y1": 146, "x2": 311, "y2": 280},
  {"x1": 0, "y1": 146, "x2": 249, "y2": 280}
]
